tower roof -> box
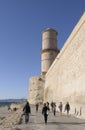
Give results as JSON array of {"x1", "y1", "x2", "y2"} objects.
[{"x1": 42, "y1": 28, "x2": 58, "y2": 35}]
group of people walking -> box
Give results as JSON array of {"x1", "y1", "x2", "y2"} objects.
[{"x1": 23, "y1": 101, "x2": 70, "y2": 124}]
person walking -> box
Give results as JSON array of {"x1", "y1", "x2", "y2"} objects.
[
  {"x1": 36, "y1": 103, "x2": 39, "y2": 112},
  {"x1": 46, "y1": 102, "x2": 50, "y2": 111},
  {"x1": 42, "y1": 103, "x2": 49, "y2": 124},
  {"x1": 53, "y1": 103, "x2": 56, "y2": 116},
  {"x1": 65, "y1": 102, "x2": 70, "y2": 115},
  {"x1": 58, "y1": 102, "x2": 63, "y2": 115},
  {"x1": 23, "y1": 101, "x2": 31, "y2": 124},
  {"x1": 51, "y1": 101, "x2": 54, "y2": 112}
]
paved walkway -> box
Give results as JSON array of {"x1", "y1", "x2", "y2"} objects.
[{"x1": 17, "y1": 105, "x2": 85, "y2": 130}]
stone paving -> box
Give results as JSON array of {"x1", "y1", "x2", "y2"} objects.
[
  {"x1": 19, "y1": 105, "x2": 85, "y2": 130},
  {"x1": 1, "y1": 105, "x2": 85, "y2": 130}
]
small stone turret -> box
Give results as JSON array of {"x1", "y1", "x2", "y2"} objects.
[{"x1": 41, "y1": 28, "x2": 59, "y2": 75}]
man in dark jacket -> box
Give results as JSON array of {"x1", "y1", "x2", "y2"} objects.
[
  {"x1": 65, "y1": 102, "x2": 70, "y2": 115},
  {"x1": 42, "y1": 103, "x2": 49, "y2": 124},
  {"x1": 23, "y1": 101, "x2": 31, "y2": 124}
]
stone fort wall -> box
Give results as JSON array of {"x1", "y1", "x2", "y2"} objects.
[{"x1": 44, "y1": 13, "x2": 85, "y2": 117}]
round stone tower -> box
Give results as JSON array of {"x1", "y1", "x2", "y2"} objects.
[{"x1": 41, "y1": 28, "x2": 59, "y2": 75}]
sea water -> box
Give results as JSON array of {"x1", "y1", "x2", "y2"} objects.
[{"x1": 0, "y1": 102, "x2": 13, "y2": 107}]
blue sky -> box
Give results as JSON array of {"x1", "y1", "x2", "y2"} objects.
[{"x1": 0, "y1": 0, "x2": 85, "y2": 99}]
